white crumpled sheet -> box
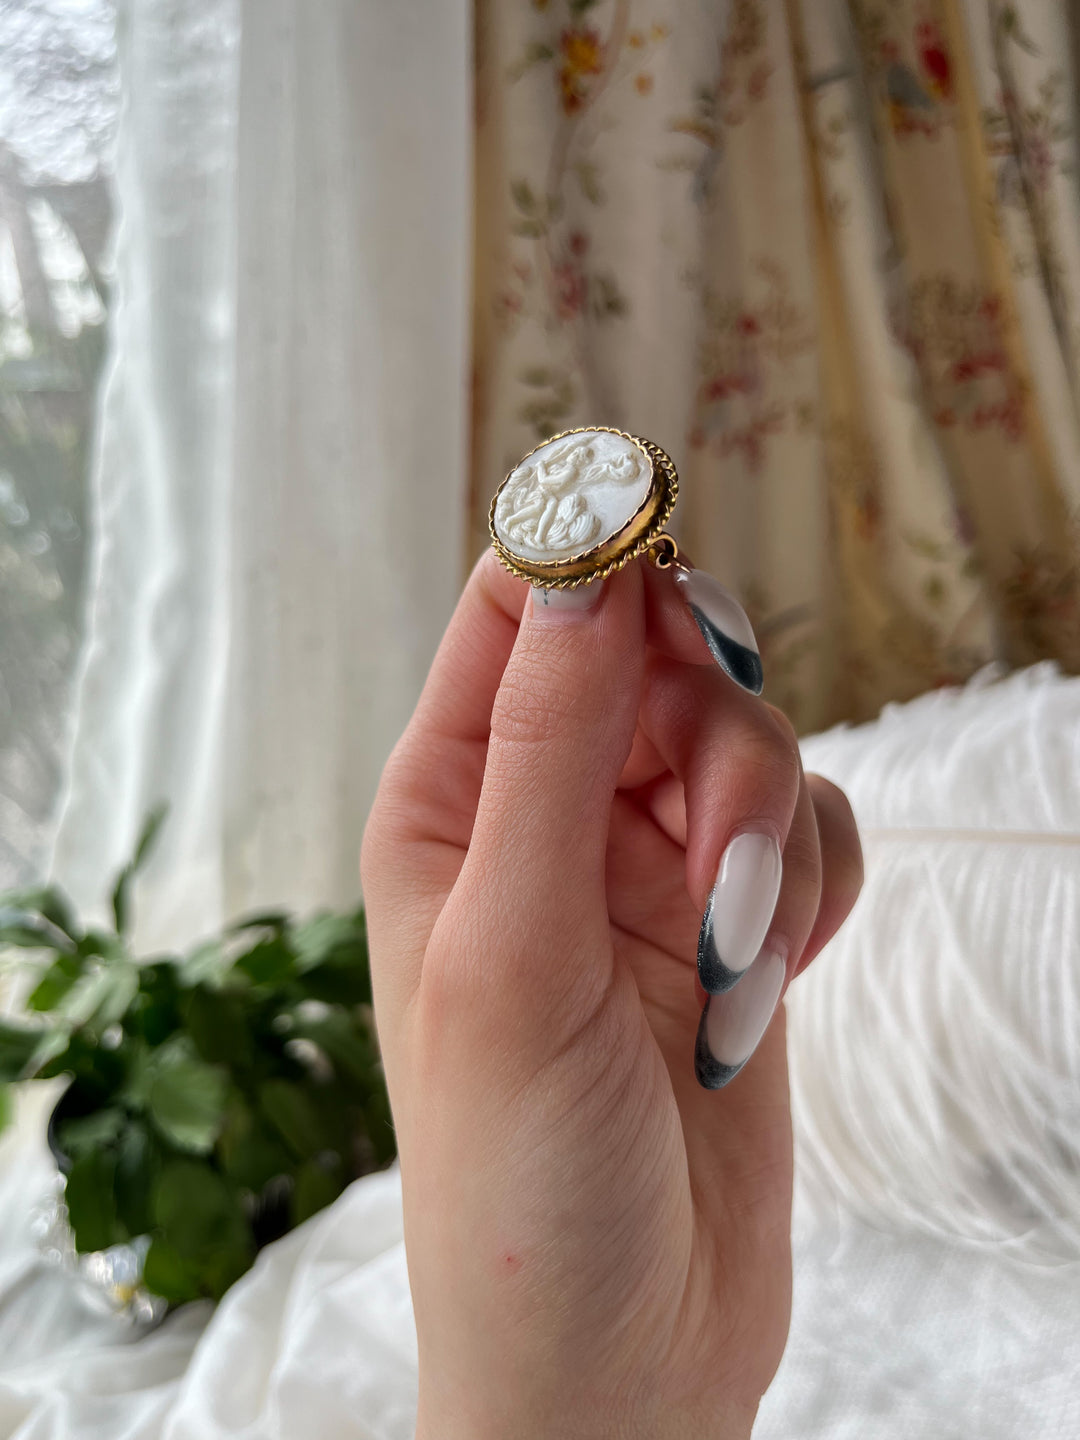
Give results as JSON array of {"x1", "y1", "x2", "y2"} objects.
[{"x1": 3, "y1": 1083, "x2": 1080, "y2": 1440}]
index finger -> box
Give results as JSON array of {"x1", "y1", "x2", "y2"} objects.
[{"x1": 360, "y1": 551, "x2": 529, "y2": 1015}]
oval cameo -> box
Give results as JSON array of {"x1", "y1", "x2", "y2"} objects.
[{"x1": 492, "y1": 430, "x2": 653, "y2": 565}]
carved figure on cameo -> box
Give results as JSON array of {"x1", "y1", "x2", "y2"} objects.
[{"x1": 496, "y1": 435, "x2": 648, "y2": 556}]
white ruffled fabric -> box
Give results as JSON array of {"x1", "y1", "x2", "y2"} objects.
[{"x1": 3, "y1": 662, "x2": 1079, "y2": 1438}]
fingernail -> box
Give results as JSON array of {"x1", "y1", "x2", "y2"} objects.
[
  {"x1": 698, "y1": 831, "x2": 782, "y2": 993},
  {"x1": 694, "y1": 947, "x2": 787, "y2": 1089},
  {"x1": 531, "y1": 579, "x2": 603, "y2": 614},
  {"x1": 674, "y1": 567, "x2": 763, "y2": 694}
]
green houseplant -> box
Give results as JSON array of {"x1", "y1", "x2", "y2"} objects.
[{"x1": 0, "y1": 808, "x2": 395, "y2": 1306}]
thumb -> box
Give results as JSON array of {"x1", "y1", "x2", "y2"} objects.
[{"x1": 449, "y1": 562, "x2": 645, "y2": 996}]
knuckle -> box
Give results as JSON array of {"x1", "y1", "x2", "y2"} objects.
[
  {"x1": 730, "y1": 719, "x2": 802, "y2": 816},
  {"x1": 765, "y1": 703, "x2": 800, "y2": 753},
  {"x1": 488, "y1": 689, "x2": 570, "y2": 749},
  {"x1": 781, "y1": 816, "x2": 822, "y2": 895}
]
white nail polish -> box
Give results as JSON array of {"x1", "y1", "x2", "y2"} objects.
[
  {"x1": 695, "y1": 948, "x2": 787, "y2": 1089},
  {"x1": 531, "y1": 579, "x2": 603, "y2": 613},
  {"x1": 674, "y1": 567, "x2": 762, "y2": 694},
  {"x1": 697, "y1": 831, "x2": 782, "y2": 992}
]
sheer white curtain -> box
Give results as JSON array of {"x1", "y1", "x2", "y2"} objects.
[{"x1": 50, "y1": 0, "x2": 472, "y2": 951}]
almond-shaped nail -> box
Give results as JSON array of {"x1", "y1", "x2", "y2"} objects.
[
  {"x1": 531, "y1": 579, "x2": 603, "y2": 614},
  {"x1": 694, "y1": 948, "x2": 786, "y2": 1089},
  {"x1": 698, "y1": 831, "x2": 782, "y2": 993},
  {"x1": 674, "y1": 567, "x2": 762, "y2": 694}
]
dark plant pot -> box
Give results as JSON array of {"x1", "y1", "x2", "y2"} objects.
[
  {"x1": 247, "y1": 1173, "x2": 295, "y2": 1250},
  {"x1": 46, "y1": 1083, "x2": 91, "y2": 1177}
]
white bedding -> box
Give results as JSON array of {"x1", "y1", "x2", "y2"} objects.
[{"x1": 3, "y1": 664, "x2": 1079, "y2": 1438}]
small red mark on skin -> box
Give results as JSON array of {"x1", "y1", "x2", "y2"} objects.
[{"x1": 505, "y1": 1254, "x2": 521, "y2": 1272}]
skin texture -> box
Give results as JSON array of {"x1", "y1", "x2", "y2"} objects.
[{"x1": 360, "y1": 551, "x2": 863, "y2": 1440}]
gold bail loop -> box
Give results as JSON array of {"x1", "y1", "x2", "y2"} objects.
[{"x1": 645, "y1": 533, "x2": 679, "y2": 569}]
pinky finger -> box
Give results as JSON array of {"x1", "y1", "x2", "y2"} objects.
[{"x1": 792, "y1": 774, "x2": 864, "y2": 980}]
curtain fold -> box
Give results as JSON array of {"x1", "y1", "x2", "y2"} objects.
[
  {"x1": 49, "y1": 0, "x2": 242, "y2": 947},
  {"x1": 50, "y1": 0, "x2": 472, "y2": 950}
]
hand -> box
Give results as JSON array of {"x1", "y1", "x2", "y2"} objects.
[{"x1": 361, "y1": 552, "x2": 862, "y2": 1440}]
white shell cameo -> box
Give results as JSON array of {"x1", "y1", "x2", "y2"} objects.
[{"x1": 493, "y1": 430, "x2": 652, "y2": 564}]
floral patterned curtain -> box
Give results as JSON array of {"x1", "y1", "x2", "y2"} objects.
[{"x1": 468, "y1": 0, "x2": 1080, "y2": 732}]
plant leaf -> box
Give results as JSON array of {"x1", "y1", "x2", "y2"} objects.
[
  {"x1": 174, "y1": 940, "x2": 230, "y2": 989},
  {"x1": 78, "y1": 931, "x2": 128, "y2": 961},
  {"x1": 292, "y1": 910, "x2": 371, "y2": 1005},
  {"x1": 202, "y1": 1236, "x2": 254, "y2": 1300},
  {"x1": 111, "y1": 802, "x2": 168, "y2": 935},
  {"x1": 142, "y1": 1236, "x2": 201, "y2": 1305},
  {"x1": 0, "y1": 911, "x2": 70, "y2": 951},
  {"x1": 28, "y1": 1029, "x2": 72, "y2": 1076},
  {"x1": 258, "y1": 1079, "x2": 332, "y2": 1159},
  {"x1": 114, "y1": 1121, "x2": 158, "y2": 1237},
  {"x1": 27, "y1": 952, "x2": 86, "y2": 1012},
  {"x1": 128, "y1": 965, "x2": 182, "y2": 1046},
  {"x1": 300, "y1": 963, "x2": 371, "y2": 1008},
  {"x1": 1, "y1": 886, "x2": 81, "y2": 941},
  {"x1": 59, "y1": 962, "x2": 139, "y2": 1030},
  {"x1": 236, "y1": 936, "x2": 296, "y2": 986},
  {"x1": 0, "y1": 1020, "x2": 42, "y2": 1082},
  {"x1": 292, "y1": 1156, "x2": 344, "y2": 1226},
  {"x1": 183, "y1": 988, "x2": 253, "y2": 1068},
  {"x1": 293, "y1": 907, "x2": 366, "y2": 964},
  {"x1": 119, "y1": 1037, "x2": 154, "y2": 1108},
  {"x1": 152, "y1": 1157, "x2": 249, "y2": 1263},
  {"x1": 35, "y1": 1032, "x2": 124, "y2": 1096},
  {"x1": 291, "y1": 1010, "x2": 377, "y2": 1091},
  {"x1": 56, "y1": 1108, "x2": 126, "y2": 1157},
  {"x1": 227, "y1": 911, "x2": 289, "y2": 935},
  {"x1": 65, "y1": 1148, "x2": 120, "y2": 1252},
  {"x1": 132, "y1": 803, "x2": 169, "y2": 870},
  {"x1": 0, "y1": 1085, "x2": 11, "y2": 1136},
  {"x1": 147, "y1": 1046, "x2": 228, "y2": 1154},
  {"x1": 218, "y1": 1095, "x2": 293, "y2": 1193}
]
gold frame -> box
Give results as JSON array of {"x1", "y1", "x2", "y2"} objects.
[{"x1": 488, "y1": 426, "x2": 679, "y2": 589}]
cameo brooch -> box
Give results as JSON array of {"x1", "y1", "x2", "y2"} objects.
[
  {"x1": 489, "y1": 425, "x2": 765, "y2": 696},
  {"x1": 489, "y1": 426, "x2": 680, "y2": 589}
]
